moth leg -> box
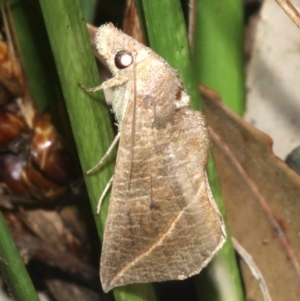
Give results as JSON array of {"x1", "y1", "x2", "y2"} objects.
[
  {"x1": 87, "y1": 132, "x2": 120, "y2": 174},
  {"x1": 96, "y1": 175, "x2": 114, "y2": 214},
  {"x1": 79, "y1": 75, "x2": 128, "y2": 92}
]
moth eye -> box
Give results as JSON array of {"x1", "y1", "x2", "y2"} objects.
[{"x1": 114, "y1": 50, "x2": 133, "y2": 69}]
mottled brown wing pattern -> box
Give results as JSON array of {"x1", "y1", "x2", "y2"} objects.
[
  {"x1": 100, "y1": 71, "x2": 225, "y2": 293},
  {"x1": 95, "y1": 24, "x2": 226, "y2": 293}
]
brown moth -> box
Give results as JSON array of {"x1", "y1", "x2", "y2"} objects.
[{"x1": 85, "y1": 23, "x2": 226, "y2": 293}]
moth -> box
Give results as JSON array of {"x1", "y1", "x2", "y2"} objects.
[{"x1": 83, "y1": 23, "x2": 226, "y2": 292}]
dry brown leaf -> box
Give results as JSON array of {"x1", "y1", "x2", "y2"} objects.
[
  {"x1": 122, "y1": 0, "x2": 144, "y2": 43},
  {"x1": 201, "y1": 85, "x2": 300, "y2": 301}
]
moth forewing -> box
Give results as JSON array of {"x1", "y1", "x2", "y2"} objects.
[{"x1": 90, "y1": 23, "x2": 226, "y2": 293}]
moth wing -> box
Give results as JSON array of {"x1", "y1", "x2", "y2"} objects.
[{"x1": 100, "y1": 100, "x2": 226, "y2": 292}]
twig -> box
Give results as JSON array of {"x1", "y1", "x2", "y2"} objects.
[
  {"x1": 275, "y1": 0, "x2": 300, "y2": 29},
  {"x1": 232, "y1": 237, "x2": 273, "y2": 301}
]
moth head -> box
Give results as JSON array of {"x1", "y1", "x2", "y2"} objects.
[{"x1": 95, "y1": 23, "x2": 150, "y2": 74}]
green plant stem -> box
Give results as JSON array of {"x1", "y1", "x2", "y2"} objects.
[
  {"x1": 194, "y1": 0, "x2": 245, "y2": 114},
  {"x1": 136, "y1": 0, "x2": 202, "y2": 111},
  {"x1": 194, "y1": 1, "x2": 245, "y2": 299},
  {"x1": 39, "y1": 0, "x2": 113, "y2": 238},
  {"x1": 10, "y1": 0, "x2": 60, "y2": 113},
  {"x1": 0, "y1": 211, "x2": 40, "y2": 301},
  {"x1": 38, "y1": 0, "x2": 156, "y2": 300}
]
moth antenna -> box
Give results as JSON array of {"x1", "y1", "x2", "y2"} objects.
[{"x1": 127, "y1": 52, "x2": 137, "y2": 189}]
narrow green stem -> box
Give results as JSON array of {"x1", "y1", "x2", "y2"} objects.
[
  {"x1": 194, "y1": 0, "x2": 245, "y2": 114},
  {"x1": 0, "y1": 211, "x2": 40, "y2": 301},
  {"x1": 38, "y1": 0, "x2": 156, "y2": 300},
  {"x1": 137, "y1": 0, "x2": 202, "y2": 111}
]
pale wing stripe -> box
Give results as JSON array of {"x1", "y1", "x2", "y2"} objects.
[
  {"x1": 110, "y1": 181, "x2": 205, "y2": 283},
  {"x1": 128, "y1": 174, "x2": 178, "y2": 183}
]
